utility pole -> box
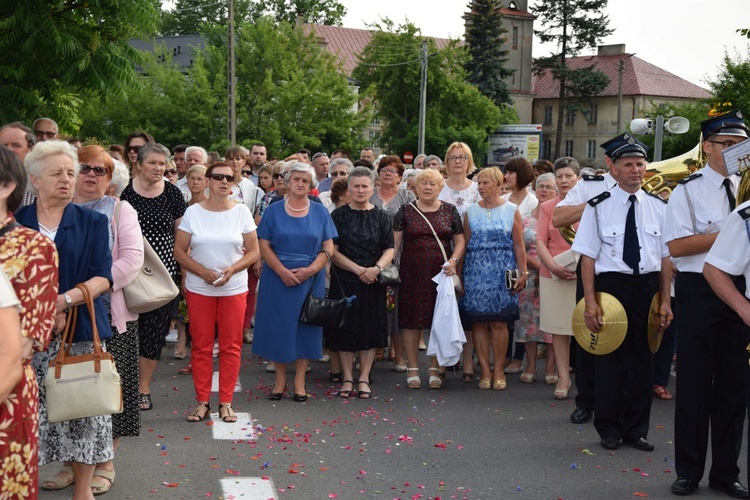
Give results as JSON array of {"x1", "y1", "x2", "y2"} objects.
[
  {"x1": 617, "y1": 58, "x2": 624, "y2": 134},
  {"x1": 227, "y1": 0, "x2": 236, "y2": 144},
  {"x1": 417, "y1": 41, "x2": 427, "y2": 156}
]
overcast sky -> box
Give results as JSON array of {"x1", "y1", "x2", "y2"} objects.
[{"x1": 341, "y1": 0, "x2": 750, "y2": 89}]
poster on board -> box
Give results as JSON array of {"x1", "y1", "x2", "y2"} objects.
[{"x1": 487, "y1": 124, "x2": 543, "y2": 167}]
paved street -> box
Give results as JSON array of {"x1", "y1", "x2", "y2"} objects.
[{"x1": 39, "y1": 343, "x2": 742, "y2": 499}]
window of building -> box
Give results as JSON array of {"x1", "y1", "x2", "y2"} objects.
[
  {"x1": 542, "y1": 140, "x2": 551, "y2": 160},
  {"x1": 587, "y1": 140, "x2": 596, "y2": 159},
  {"x1": 565, "y1": 140, "x2": 574, "y2": 157},
  {"x1": 370, "y1": 118, "x2": 381, "y2": 126},
  {"x1": 587, "y1": 104, "x2": 598, "y2": 124},
  {"x1": 368, "y1": 129, "x2": 379, "y2": 149},
  {"x1": 512, "y1": 27, "x2": 519, "y2": 49},
  {"x1": 565, "y1": 108, "x2": 575, "y2": 125},
  {"x1": 543, "y1": 106, "x2": 553, "y2": 125}
]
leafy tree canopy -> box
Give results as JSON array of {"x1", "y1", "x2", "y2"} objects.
[
  {"x1": 353, "y1": 20, "x2": 517, "y2": 165},
  {"x1": 707, "y1": 48, "x2": 750, "y2": 119},
  {"x1": 464, "y1": 0, "x2": 514, "y2": 107},
  {"x1": 0, "y1": 0, "x2": 160, "y2": 131}
]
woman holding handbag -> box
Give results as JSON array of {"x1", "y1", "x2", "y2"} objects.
[
  {"x1": 175, "y1": 162, "x2": 259, "y2": 422},
  {"x1": 393, "y1": 169, "x2": 465, "y2": 390},
  {"x1": 15, "y1": 140, "x2": 115, "y2": 499},
  {"x1": 252, "y1": 162, "x2": 337, "y2": 402},
  {"x1": 0, "y1": 145, "x2": 59, "y2": 500},
  {"x1": 326, "y1": 167, "x2": 394, "y2": 399}
]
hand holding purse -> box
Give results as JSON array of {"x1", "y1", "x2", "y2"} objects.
[{"x1": 299, "y1": 251, "x2": 355, "y2": 329}]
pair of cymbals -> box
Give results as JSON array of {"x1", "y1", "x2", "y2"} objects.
[{"x1": 572, "y1": 292, "x2": 664, "y2": 355}]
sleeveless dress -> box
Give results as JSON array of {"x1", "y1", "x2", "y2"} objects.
[{"x1": 461, "y1": 202, "x2": 519, "y2": 323}]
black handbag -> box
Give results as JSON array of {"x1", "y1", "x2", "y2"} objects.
[
  {"x1": 299, "y1": 252, "x2": 353, "y2": 329},
  {"x1": 378, "y1": 264, "x2": 401, "y2": 286}
]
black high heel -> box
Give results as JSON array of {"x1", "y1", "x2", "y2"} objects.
[
  {"x1": 293, "y1": 391, "x2": 308, "y2": 402},
  {"x1": 268, "y1": 386, "x2": 285, "y2": 401}
]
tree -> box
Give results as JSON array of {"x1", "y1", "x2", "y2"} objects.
[
  {"x1": 707, "y1": 49, "x2": 750, "y2": 118},
  {"x1": 0, "y1": 0, "x2": 159, "y2": 131},
  {"x1": 532, "y1": 0, "x2": 613, "y2": 159},
  {"x1": 464, "y1": 0, "x2": 514, "y2": 107},
  {"x1": 79, "y1": 17, "x2": 367, "y2": 156},
  {"x1": 353, "y1": 20, "x2": 517, "y2": 165},
  {"x1": 160, "y1": 0, "x2": 345, "y2": 35}
]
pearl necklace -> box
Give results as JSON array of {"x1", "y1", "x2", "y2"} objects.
[{"x1": 285, "y1": 198, "x2": 310, "y2": 212}]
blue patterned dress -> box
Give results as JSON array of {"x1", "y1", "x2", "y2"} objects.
[{"x1": 461, "y1": 202, "x2": 519, "y2": 323}]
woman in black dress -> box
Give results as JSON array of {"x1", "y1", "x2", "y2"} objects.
[{"x1": 326, "y1": 167, "x2": 394, "y2": 399}]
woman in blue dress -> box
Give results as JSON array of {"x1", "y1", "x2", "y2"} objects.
[
  {"x1": 253, "y1": 162, "x2": 337, "y2": 402},
  {"x1": 461, "y1": 167, "x2": 527, "y2": 391}
]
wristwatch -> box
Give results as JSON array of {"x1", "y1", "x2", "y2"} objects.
[
  {"x1": 451, "y1": 257, "x2": 459, "y2": 263},
  {"x1": 63, "y1": 293, "x2": 73, "y2": 311}
]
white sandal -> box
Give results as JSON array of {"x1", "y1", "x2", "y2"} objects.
[
  {"x1": 406, "y1": 368, "x2": 421, "y2": 389},
  {"x1": 428, "y1": 368, "x2": 442, "y2": 389}
]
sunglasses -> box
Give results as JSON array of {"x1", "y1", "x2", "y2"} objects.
[
  {"x1": 311, "y1": 152, "x2": 329, "y2": 161},
  {"x1": 34, "y1": 130, "x2": 56, "y2": 139},
  {"x1": 209, "y1": 174, "x2": 234, "y2": 182},
  {"x1": 165, "y1": 169, "x2": 177, "y2": 175},
  {"x1": 127, "y1": 145, "x2": 143, "y2": 153},
  {"x1": 79, "y1": 164, "x2": 109, "y2": 177},
  {"x1": 330, "y1": 171, "x2": 348, "y2": 177},
  {"x1": 242, "y1": 169, "x2": 252, "y2": 176},
  {"x1": 272, "y1": 173, "x2": 284, "y2": 179}
]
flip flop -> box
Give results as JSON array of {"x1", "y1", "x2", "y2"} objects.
[
  {"x1": 41, "y1": 465, "x2": 75, "y2": 491},
  {"x1": 91, "y1": 469, "x2": 115, "y2": 496}
]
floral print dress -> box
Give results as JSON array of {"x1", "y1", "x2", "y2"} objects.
[
  {"x1": 513, "y1": 214, "x2": 551, "y2": 344},
  {"x1": 0, "y1": 214, "x2": 59, "y2": 499}
]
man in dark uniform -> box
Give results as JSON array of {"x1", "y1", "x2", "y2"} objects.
[
  {"x1": 571, "y1": 134, "x2": 673, "y2": 451},
  {"x1": 666, "y1": 110, "x2": 749, "y2": 498}
]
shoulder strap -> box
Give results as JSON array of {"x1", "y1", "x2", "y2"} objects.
[
  {"x1": 113, "y1": 201, "x2": 123, "y2": 231},
  {"x1": 409, "y1": 203, "x2": 449, "y2": 262},
  {"x1": 682, "y1": 184, "x2": 698, "y2": 235},
  {"x1": 0, "y1": 221, "x2": 19, "y2": 239}
]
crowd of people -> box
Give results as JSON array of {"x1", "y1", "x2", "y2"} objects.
[{"x1": 0, "y1": 109, "x2": 749, "y2": 499}]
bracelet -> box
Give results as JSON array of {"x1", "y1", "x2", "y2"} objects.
[
  {"x1": 451, "y1": 256, "x2": 459, "y2": 263},
  {"x1": 521, "y1": 270, "x2": 529, "y2": 275},
  {"x1": 375, "y1": 264, "x2": 382, "y2": 273}
]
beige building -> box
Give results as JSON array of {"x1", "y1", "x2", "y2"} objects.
[{"x1": 532, "y1": 44, "x2": 712, "y2": 168}]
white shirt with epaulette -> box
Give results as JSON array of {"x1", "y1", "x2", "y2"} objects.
[
  {"x1": 557, "y1": 172, "x2": 617, "y2": 207},
  {"x1": 704, "y1": 201, "x2": 750, "y2": 299},
  {"x1": 572, "y1": 185, "x2": 669, "y2": 275},
  {"x1": 664, "y1": 164, "x2": 739, "y2": 273}
]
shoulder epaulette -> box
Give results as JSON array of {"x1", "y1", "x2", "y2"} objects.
[
  {"x1": 678, "y1": 172, "x2": 702, "y2": 185},
  {"x1": 587, "y1": 191, "x2": 610, "y2": 206},
  {"x1": 582, "y1": 174, "x2": 605, "y2": 182},
  {"x1": 643, "y1": 190, "x2": 668, "y2": 204},
  {"x1": 739, "y1": 205, "x2": 750, "y2": 220}
]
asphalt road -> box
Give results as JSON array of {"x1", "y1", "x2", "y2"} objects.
[{"x1": 39, "y1": 343, "x2": 743, "y2": 500}]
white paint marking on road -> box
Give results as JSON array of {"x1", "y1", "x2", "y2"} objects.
[
  {"x1": 220, "y1": 477, "x2": 277, "y2": 500},
  {"x1": 211, "y1": 371, "x2": 242, "y2": 393},
  {"x1": 211, "y1": 412, "x2": 257, "y2": 441}
]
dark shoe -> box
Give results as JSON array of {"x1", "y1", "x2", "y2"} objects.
[
  {"x1": 600, "y1": 438, "x2": 620, "y2": 450},
  {"x1": 338, "y1": 380, "x2": 354, "y2": 399},
  {"x1": 570, "y1": 407, "x2": 593, "y2": 424},
  {"x1": 671, "y1": 478, "x2": 698, "y2": 496},
  {"x1": 329, "y1": 372, "x2": 343, "y2": 383},
  {"x1": 708, "y1": 480, "x2": 750, "y2": 498},
  {"x1": 268, "y1": 388, "x2": 284, "y2": 401},
  {"x1": 624, "y1": 437, "x2": 654, "y2": 451},
  {"x1": 293, "y1": 393, "x2": 308, "y2": 402},
  {"x1": 138, "y1": 393, "x2": 153, "y2": 411}
]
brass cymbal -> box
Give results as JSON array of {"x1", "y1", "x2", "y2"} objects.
[
  {"x1": 647, "y1": 292, "x2": 663, "y2": 354},
  {"x1": 572, "y1": 292, "x2": 628, "y2": 355}
]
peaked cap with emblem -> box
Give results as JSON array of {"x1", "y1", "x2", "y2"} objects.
[
  {"x1": 601, "y1": 133, "x2": 649, "y2": 161},
  {"x1": 701, "y1": 110, "x2": 748, "y2": 139}
]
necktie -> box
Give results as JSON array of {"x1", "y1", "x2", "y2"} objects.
[
  {"x1": 623, "y1": 194, "x2": 640, "y2": 275},
  {"x1": 722, "y1": 178, "x2": 736, "y2": 212}
]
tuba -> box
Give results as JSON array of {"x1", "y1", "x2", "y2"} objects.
[
  {"x1": 560, "y1": 225, "x2": 576, "y2": 245},
  {"x1": 641, "y1": 142, "x2": 704, "y2": 199},
  {"x1": 735, "y1": 153, "x2": 750, "y2": 204}
]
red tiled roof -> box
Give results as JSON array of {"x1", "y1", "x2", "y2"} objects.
[
  {"x1": 532, "y1": 53, "x2": 712, "y2": 100},
  {"x1": 302, "y1": 23, "x2": 453, "y2": 76}
]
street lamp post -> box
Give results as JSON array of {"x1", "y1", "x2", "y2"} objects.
[{"x1": 630, "y1": 115, "x2": 690, "y2": 161}]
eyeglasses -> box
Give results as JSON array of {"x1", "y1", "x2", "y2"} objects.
[
  {"x1": 537, "y1": 184, "x2": 556, "y2": 191},
  {"x1": 127, "y1": 145, "x2": 143, "y2": 153},
  {"x1": 165, "y1": 169, "x2": 177, "y2": 175},
  {"x1": 380, "y1": 168, "x2": 398, "y2": 174},
  {"x1": 209, "y1": 174, "x2": 234, "y2": 182},
  {"x1": 330, "y1": 171, "x2": 348, "y2": 177},
  {"x1": 34, "y1": 130, "x2": 56, "y2": 139},
  {"x1": 242, "y1": 169, "x2": 252, "y2": 176},
  {"x1": 311, "y1": 152, "x2": 329, "y2": 161},
  {"x1": 79, "y1": 164, "x2": 109, "y2": 177},
  {"x1": 447, "y1": 155, "x2": 469, "y2": 162},
  {"x1": 272, "y1": 173, "x2": 284, "y2": 179},
  {"x1": 708, "y1": 140, "x2": 743, "y2": 149}
]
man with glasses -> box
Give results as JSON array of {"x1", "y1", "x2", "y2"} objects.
[
  {"x1": 319, "y1": 158, "x2": 354, "y2": 205},
  {"x1": 248, "y1": 144, "x2": 267, "y2": 186},
  {"x1": 0, "y1": 122, "x2": 36, "y2": 206},
  {"x1": 32, "y1": 117, "x2": 59, "y2": 142},
  {"x1": 666, "y1": 110, "x2": 750, "y2": 498},
  {"x1": 177, "y1": 146, "x2": 209, "y2": 201},
  {"x1": 313, "y1": 152, "x2": 334, "y2": 192}
]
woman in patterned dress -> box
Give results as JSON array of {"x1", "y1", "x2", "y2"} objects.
[
  {"x1": 0, "y1": 145, "x2": 58, "y2": 500},
  {"x1": 121, "y1": 143, "x2": 187, "y2": 412},
  {"x1": 514, "y1": 173, "x2": 558, "y2": 385},
  {"x1": 461, "y1": 167, "x2": 527, "y2": 391}
]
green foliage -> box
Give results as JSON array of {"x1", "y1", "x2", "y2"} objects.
[
  {"x1": 353, "y1": 20, "x2": 517, "y2": 165},
  {"x1": 464, "y1": 0, "x2": 514, "y2": 106},
  {"x1": 80, "y1": 17, "x2": 366, "y2": 156},
  {"x1": 0, "y1": 0, "x2": 159, "y2": 132},
  {"x1": 160, "y1": 0, "x2": 345, "y2": 35},
  {"x1": 707, "y1": 48, "x2": 750, "y2": 118},
  {"x1": 631, "y1": 101, "x2": 711, "y2": 162},
  {"x1": 738, "y1": 28, "x2": 750, "y2": 39},
  {"x1": 532, "y1": 0, "x2": 613, "y2": 158}
]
